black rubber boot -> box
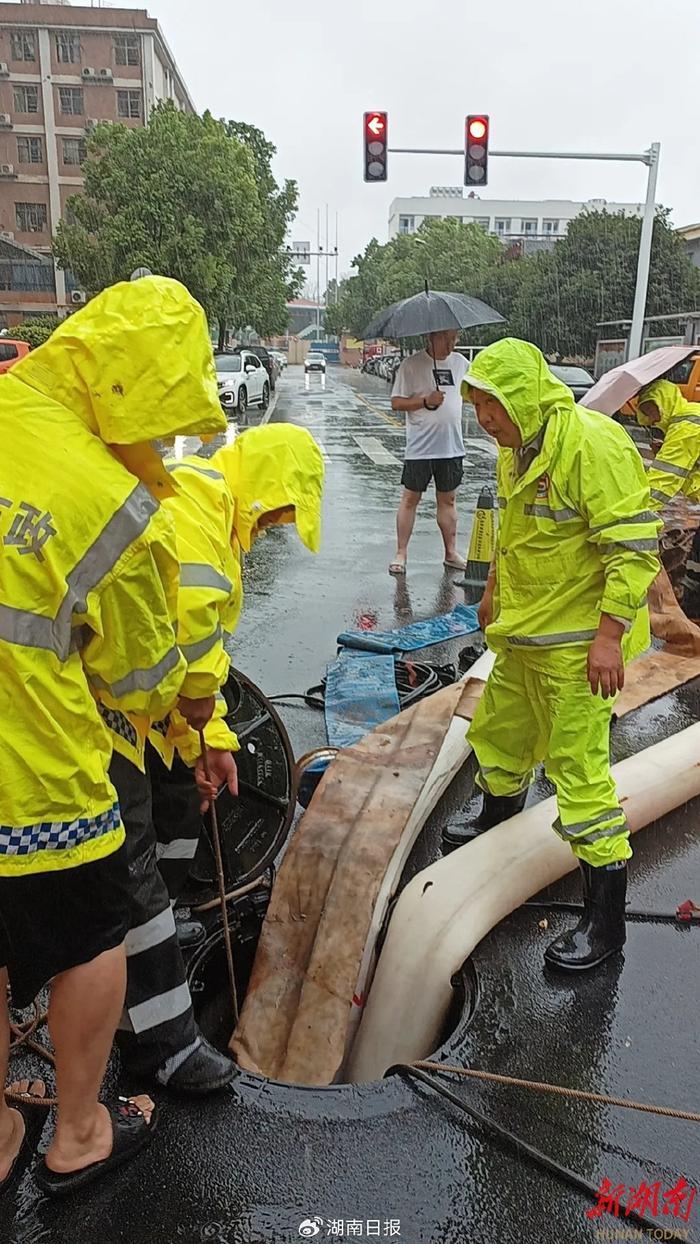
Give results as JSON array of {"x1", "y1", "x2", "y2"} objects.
[
  {"x1": 174, "y1": 911, "x2": 206, "y2": 950},
  {"x1": 442, "y1": 789, "x2": 529, "y2": 852},
  {"x1": 544, "y1": 861, "x2": 627, "y2": 972},
  {"x1": 163, "y1": 1037, "x2": 236, "y2": 1096}
]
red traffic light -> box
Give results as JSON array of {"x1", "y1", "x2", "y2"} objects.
[
  {"x1": 465, "y1": 114, "x2": 489, "y2": 187},
  {"x1": 363, "y1": 111, "x2": 388, "y2": 183},
  {"x1": 365, "y1": 112, "x2": 386, "y2": 138}
]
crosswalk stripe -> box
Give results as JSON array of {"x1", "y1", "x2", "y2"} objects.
[{"x1": 352, "y1": 435, "x2": 401, "y2": 467}]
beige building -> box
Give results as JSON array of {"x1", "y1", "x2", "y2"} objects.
[{"x1": 0, "y1": 2, "x2": 193, "y2": 324}]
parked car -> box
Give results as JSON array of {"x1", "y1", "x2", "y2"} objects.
[
  {"x1": 305, "y1": 352, "x2": 326, "y2": 373},
  {"x1": 233, "y1": 344, "x2": 277, "y2": 391},
  {"x1": 0, "y1": 338, "x2": 30, "y2": 374},
  {"x1": 271, "y1": 350, "x2": 288, "y2": 371},
  {"x1": 215, "y1": 351, "x2": 270, "y2": 417},
  {"x1": 549, "y1": 364, "x2": 596, "y2": 402}
]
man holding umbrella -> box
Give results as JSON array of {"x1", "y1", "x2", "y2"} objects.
[
  {"x1": 359, "y1": 288, "x2": 504, "y2": 577},
  {"x1": 389, "y1": 329, "x2": 468, "y2": 574}
]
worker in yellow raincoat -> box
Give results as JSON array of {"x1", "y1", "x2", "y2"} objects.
[
  {"x1": 0, "y1": 276, "x2": 225, "y2": 1194},
  {"x1": 443, "y1": 340, "x2": 661, "y2": 972},
  {"x1": 107, "y1": 423, "x2": 324, "y2": 1091},
  {"x1": 636, "y1": 378, "x2": 700, "y2": 615}
]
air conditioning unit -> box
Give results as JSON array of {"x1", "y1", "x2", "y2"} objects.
[
  {"x1": 0, "y1": 163, "x2": 15, "y2": 176},
  {"x1": 0, "y1": 230, "x2": 14, "y2": 241},
  {"x1": 82, "y1": 67, "x2": 96, "y2": 78},
  {"x1": 0, "y1": 114, "x2": 12, "y2": 128},
  {"x1": 70, "y1": 290, "x2": 87, "y2": 305},
  {"x1": 0, "y1": 63, "x2": 9, "y2": 78},
  {"x1": 98, "y1": 68, "x2": 113, "y2": 80}
]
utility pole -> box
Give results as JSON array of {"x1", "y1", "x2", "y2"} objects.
[
  {"x1": 316, "y1": 208, "x2": 321, "y2": 336},
  {"x1": 386, "y1": 137, "x2": 661, "y2": 362}
]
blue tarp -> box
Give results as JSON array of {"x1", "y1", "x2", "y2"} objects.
[
  {"x1": 336, "y1": 602, "x2": 479, "y2": 654},
  {"x1": 324, "y1": 649, "x2": 400, "y2": 749}
]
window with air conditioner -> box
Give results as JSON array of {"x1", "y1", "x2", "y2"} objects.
[
  {"x1": 55, "y1": 32, "x2": 81, "y2": 64},
  {"x1": 114, "y1": 35, "x2": 141, "y2": 67},
  {"x1": 17, "y1": 137, "x2": 42, "y2": 165},
  {"x1": 62, "y1": 138, "x2": 87, "y2": 167},
  {"x1": 117, "y1": 89, "x2": 142, "y2": 120},
  {"x1": 59, "y1": 87, "x2": 84, "y2": 117},
  {"x1": 13, "y1": 85, "x2": 39, "y2": 115},
  {"x1": 15, "y1": 202, "x2": 48, "y2": 233},
  {"x1": 10, "y1": 31, "x2": 36, "y2": 63}
]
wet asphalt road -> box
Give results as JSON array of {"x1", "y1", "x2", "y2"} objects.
[{"x1": 3, "y1": 366, "x2": 700, "y2": 1244}]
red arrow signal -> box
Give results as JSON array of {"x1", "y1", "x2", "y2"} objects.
[{"x1": 367, "y1": 113, "x2": 385, "y2": 137}]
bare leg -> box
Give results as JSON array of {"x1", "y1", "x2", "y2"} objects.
[
  {"x1": 394, "y1": 489, "x2": 422, "y2": 566},
  {"x1": 0, "y1": 969, "x2": 23, "y2": 1181},
  {"x1": 45, "y1": 944, "x2": 153, "y2": 1174},
  {"x1": 436, "y1": 489, "x2": 464, "y2": 566}
]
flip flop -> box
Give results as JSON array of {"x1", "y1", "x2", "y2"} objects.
[
  {"x1": 1, "y1": 1084, "x2": 48, "y2": 1198},
  {"x1": 443, "y1": 558, "x2": 467, "y2": 571},
  {"x1": 36, "y1": 1097, "x2": 158, "y2": 1197},
  {"x1": 389, "y1": 561, "x2": 406, "y2": 576}
]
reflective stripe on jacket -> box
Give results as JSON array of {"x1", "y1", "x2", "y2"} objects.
[{"x1": 464, "y1": 339, "x2": 661, "y2": 658}]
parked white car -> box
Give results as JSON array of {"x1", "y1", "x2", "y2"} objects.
[{"x1": 215, "y1": 351, "x2": 270, "y2": 418}]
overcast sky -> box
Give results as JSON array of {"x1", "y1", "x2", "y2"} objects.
[{"x1": 86, "y1": 2, "x2": 700, "y2": 281}]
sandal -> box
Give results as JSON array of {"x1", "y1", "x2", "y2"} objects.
[
  {"x1": 389, "y1": 560, "x2": 406, "y2": 576},
  {"x1": 1, "y1": 1081, "x2": 48, "y2": 1198},
  {"x1": 36, "y1": 1097, "x2": 158, "y2": 1197}
]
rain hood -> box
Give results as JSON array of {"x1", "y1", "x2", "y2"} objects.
[
  {"x1": 11, "y1": 275, "x2": 225, "y2": 494},
  {"x1": 212, "y1": 424, "x2": 325, "y2": 553},
  {"x1": 636, "y1": 379, "x2": 694, "y2": 431},
  {"x1": 463, "y1": 338, "x2": 577, "y2": 445}
]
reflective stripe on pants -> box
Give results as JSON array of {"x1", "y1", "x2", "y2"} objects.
[
  {"x1": 147, "y1": 745, "x2": 204, "y2": 902},
  {"x1": 682, "y1": 523, "x2": 700, "y2": 617},
  {"x1": 468, "y1": 649, "x2": 631, "y2": 866},
  {"x1": 110, "y1": 751, "x2": 198, "y2": 1065}
]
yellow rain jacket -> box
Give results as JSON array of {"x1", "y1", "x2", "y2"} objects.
[
  {"x1": 463, "y1": 339, "x2": 661, "y2": 659},
  {"x1": 463, "y1": 340, "x2": 661, "y2": 867},
  {"x1": 151, "y1": 424, "x2": 325, "y2": 767},
  {"x1": 0, "y1": 276, "x2": 225, "y2": 875},
  {"x1": 637, "y1": 379, "x2": 700, "y2": 507}
]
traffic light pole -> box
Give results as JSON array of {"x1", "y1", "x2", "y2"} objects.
[{"x1": 388, "y1": 142, "x2": 661, "y2": 360}]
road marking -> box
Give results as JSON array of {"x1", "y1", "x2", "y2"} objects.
[
  {"x1": 352, "y1": 435, "x2": 402, "y2": 467},
  {"x1": 354, "y1": 391, "x2": 403, "y2": 428}
]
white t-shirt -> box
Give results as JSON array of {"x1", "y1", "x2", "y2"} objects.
[{"x1": 391, "y1": 350, "x2": 468, "y2": 460}]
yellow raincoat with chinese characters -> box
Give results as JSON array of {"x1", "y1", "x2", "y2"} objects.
[
  {"x1": 636, "y1": 379, "x2": 700, "y2": 507},
  {"x1": 0, "y1": 276, "x2": 225, "y2": 875},
  {"x1": 150, "y1": 424, "x2": 325, "y2": 767},
  {"x1": 462, "y1": 339, "x2": 660, "y2": 866}
]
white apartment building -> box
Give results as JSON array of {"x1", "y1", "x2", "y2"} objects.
[{"x1": 388, "y1": 187, "x2": 646, "y2": 243}]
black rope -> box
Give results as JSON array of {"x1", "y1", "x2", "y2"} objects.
[{"x1": 387, "y1": 1064, "x2": 692, "y2": 1241}]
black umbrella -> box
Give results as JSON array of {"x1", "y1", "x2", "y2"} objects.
[{"x1": 359, "y1": 289, "x2": 504, "y2": 341}]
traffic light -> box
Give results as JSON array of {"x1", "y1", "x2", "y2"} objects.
[
  {"x1": 364, "y1": 111, "x2": 388, "y2": 182},
  {"x1": 465, "y1": 114, "x2": 489, "y2": 186}
]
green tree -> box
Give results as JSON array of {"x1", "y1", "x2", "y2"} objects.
[
  {"x1": 9, "y1": 315, "x2": 62, "y2": 349},
  {"x1": 54, "y1": 103, "x2": 300, "y2": 340},
  {"x1": 501, "y1": 210, "x2": 700, "y2": 358}
]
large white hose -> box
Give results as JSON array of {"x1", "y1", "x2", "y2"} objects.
[{"x1": 347, "y1": 721, "x2": 700, "y2": 1083}]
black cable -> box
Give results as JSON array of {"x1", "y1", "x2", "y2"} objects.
[{"x1": 387, "y1": 1064, "x2": 691, "y2": 1241}]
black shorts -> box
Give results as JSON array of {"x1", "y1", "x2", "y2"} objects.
[
  {"x1": 401, "y1": 456, "x2": 464, "y2": 494},
  {"x1": 0, "y1": 845, "x2": 130, "y2": 1008}
]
